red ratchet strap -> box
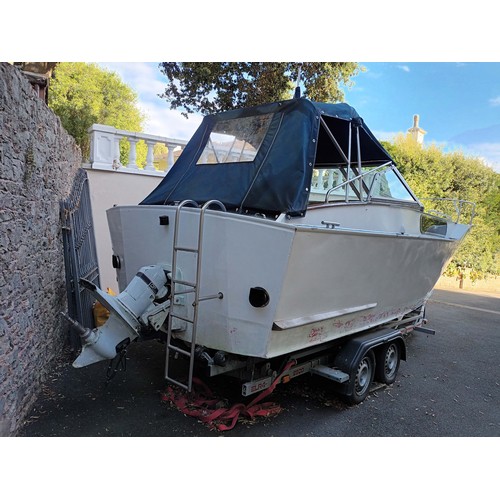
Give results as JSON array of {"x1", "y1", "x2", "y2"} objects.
[{"x1": 162, "y1": 359, "x2": 296, "y2": 431}]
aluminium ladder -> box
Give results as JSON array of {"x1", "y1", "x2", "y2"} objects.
[{"x1": 165, "y1": 199, "x2": 226, "y2": 391}]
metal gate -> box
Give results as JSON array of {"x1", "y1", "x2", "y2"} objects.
[{"x1": 61, "y1": 168, "x2": 100, "y2": 349}]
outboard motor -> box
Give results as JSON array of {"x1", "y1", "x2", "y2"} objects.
[{"x1": 62, "y1": 264, "x2": 172, "y2": 368}]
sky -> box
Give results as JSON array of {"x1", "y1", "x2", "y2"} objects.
[
  {"x1": 3, "y1": 2, "x2": 498, "y2": 171},
  {"x1": 98, "y1": 62, "x2": 500, "y2": 172}
]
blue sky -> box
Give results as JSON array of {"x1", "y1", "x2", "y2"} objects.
[
  {"x1": 3, "y1": 1, "x2": 498, "y2": 172},
  {"x1": 346, "y1": 62, "x2": 500, "y2": 170},
  {"x1": 3, "y1": 3, "x2": 498, "y2": 172},
  {"x1": 99, "y1": 62, "x2": 500, "y2": 172}
]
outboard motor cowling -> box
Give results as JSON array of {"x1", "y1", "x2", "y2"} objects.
[{"x1": 64, "y1": 264, "x2": 172, "y2": 368}]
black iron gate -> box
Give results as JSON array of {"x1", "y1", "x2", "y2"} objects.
[{"x1": 61, "y1": 168, "x2": 100, "y2": 349}]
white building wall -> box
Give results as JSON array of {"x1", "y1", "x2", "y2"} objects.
[{"x1": 85, "y1": 168, "x2": 165, "y2": 292}]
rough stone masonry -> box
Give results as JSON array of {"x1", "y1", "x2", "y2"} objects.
[{"x1": 0, "y1": 62, "x2": 81, "y2": 436}]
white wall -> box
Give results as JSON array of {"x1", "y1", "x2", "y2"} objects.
[{"x1": 85, "y1": 167, "x2": 165, "y2": 292}]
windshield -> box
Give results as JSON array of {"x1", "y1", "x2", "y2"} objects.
[
  {"x1": 311, "y1": 165, "x2": 418, "y2": 203},
  {"x1": 363, "y1": 167, "x2": 416, "y2": 201}
]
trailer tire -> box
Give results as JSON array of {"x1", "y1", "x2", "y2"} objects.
[
  {"x1": 345, "y1": 350, "x2": 375, "y2": 405},
  {"x1": 375, "y1": 342, "x2": 400, "y2": 385}
]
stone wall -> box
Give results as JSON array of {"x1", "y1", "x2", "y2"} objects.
[{"x1": 0, "y1": 63, "x2": 82, "y2": 436}]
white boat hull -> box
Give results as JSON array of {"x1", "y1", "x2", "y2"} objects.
[
  {"x1": 107, "y1": 203, "x2": 466, "y2": 359},
  {"x1": 269, "y1": 225, "x2": 459, "y2": 355}
]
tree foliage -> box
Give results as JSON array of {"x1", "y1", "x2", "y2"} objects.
[
  {"x1": 48, "y1": 62, "x2": 145, "y2": 160},
  {"x1": 383, "y1": 135, "x2": 500, "y2": 280},
  {"x1": 158, "y1": 62, "x2": 361, "y2": 116}
]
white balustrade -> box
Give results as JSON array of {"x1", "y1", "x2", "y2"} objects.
[
  {"x1": 87, "y1": 124, "x2": 188, "y2": 176},
  {"x1": 311, "y1": 168, "x2": 338, "y2": 193}
]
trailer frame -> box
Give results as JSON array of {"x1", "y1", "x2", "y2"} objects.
[{"x1": 180, "y1": 305, "x2": 432, "y2": 405}]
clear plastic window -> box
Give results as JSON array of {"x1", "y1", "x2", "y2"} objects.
[
  {"x1": 196, "y1": 114, "x2": 273, "y2": 165},
  {"x1": 311, "y1": 168, "x2": 359, "y2": 201},
  {"x1": 310, "y1": 165, "x2": 417, "y2": 203},
  {"x1": 421, "y1": 213, "x2": 447, "y2": 236},
  {"x1": 364, "y1": 168, "x2": 415, "y2": 201}
]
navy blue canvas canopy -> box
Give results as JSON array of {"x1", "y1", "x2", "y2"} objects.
[{"x1": 140, "y1": 98, "x2": 393, "y2": 216}]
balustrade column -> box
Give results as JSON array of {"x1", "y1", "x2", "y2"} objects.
[
  {"x1": 126, "y1": 138, "x2": 139, "y2": 170},
  {"x1": 317, "y1": 169, "x2": 325, "y2": 190},
  {"x1": 113, "y1": 137, "x2": 122, "y2": 169},
  {"x1": 166, "y1": 143, "x2": 175, "y2": 170},
  {"x1": 144, "y1": 140, "x2": 156, "y2": 171},
  {"x1": 327, "y1": 169, "x2": 334, "y2": 189}
]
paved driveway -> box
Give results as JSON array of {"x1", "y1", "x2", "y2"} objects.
[{"x1": 19, "y1": 288, "x2": 499, "y2": 438}]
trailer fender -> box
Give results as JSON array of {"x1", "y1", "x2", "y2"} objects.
[{"x1": 332, "y1": 329, "x2": 406, "y2": 396}]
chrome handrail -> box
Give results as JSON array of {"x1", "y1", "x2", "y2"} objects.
[
  {"x1": 420, "y1": 198, "x2": 476, "y2": 225},
  {"x1": 324, "y1": 161, "x2": 393, "y2": 203}
]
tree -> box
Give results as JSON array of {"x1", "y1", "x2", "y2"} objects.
[
  {"x1": 48, "y1": 63, "x2": 145, "y2": 160},
  {"x1": 158, "y1": 62, "x2": 361, "y2": 116},
  {"x1": 384, "y1": 134, "x2": 500, "y2": 280}
]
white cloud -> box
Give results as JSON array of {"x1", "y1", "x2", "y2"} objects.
[
  {"x1": 446, "y1": 140, "x2": 500, "y2": 173},
  {"x1": 98, "y1": 62, "x2": 202, "y2": 139},
  {"x1": 372, "y1": 130, "x2": 402, "y2": 142},
  {"x1": 464, "y1": 142, "x2": 500, "y2": 172},
  {"x1": 141, "y1": 106, "x2": 202, "y2": 139},
  {"x1": 449, "y1": 124, "x2": 500, "y2": 171},
  {"x1": 98, "y1": 62, "x2": 166, "y2": 107},
  {"x1": 489, "y1": 96, "x2": 500, "y2": 107},
  {"x1": 397, "y1": 65, "x2": 410, "y2": 73}
]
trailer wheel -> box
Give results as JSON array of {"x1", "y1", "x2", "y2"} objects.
[
  {"x1": 375, "y1": 342, "x2": 400, "y2": 385},
  {"x1": 346, "y1": 351, "x2": 375, "y2": 405}
]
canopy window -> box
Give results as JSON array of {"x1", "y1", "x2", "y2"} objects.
[{"x1": 196, "y1": 114, "x2": 274, "y2": 165}]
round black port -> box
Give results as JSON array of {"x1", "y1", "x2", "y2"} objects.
[
  {"x1": 249, "y1": 287, "x2": 270, "y2": 308},
  {"x1": 112, "y1": 254, "x2": 121, "y2": 269}
]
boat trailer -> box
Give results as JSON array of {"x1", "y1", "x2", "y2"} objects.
[
  {"x1": 192, "y1": 305, "x2": 433, "y2": 405},
  {"x1": 63, "y1": 272, "x2": 432, "y2": 406}
]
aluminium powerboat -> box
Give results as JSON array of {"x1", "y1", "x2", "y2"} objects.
[{"x1": 69, "y1": 97, "x2": 473, "y2": 394}]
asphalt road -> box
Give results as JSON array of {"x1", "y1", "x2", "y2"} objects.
[{"x1": 18, "y1": 288, "x2": 499, "y2": 437}]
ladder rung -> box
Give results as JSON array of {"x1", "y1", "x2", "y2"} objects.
[
  {"x1": 172, "y1": 279, "x2": 197, "y2": 288},
  {"x1": 174, "y1": 246, "x2": 198, "y2": 253},
  {"x1": 167, "y1": 343, "x2": 192, "y2": 357},
  {"x1": 173, "y1": 289, "x2": 196, "y2": 295},
  {"x1": 165, "y1": 376, "x2": 189, "y2": 391},
  {"x1": 170, "y1": 313, "x2": 194, "y2": 324}
]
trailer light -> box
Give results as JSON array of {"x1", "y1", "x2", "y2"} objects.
[
  {"x1": 249, "y1": 287, "x2": 270, "y2": 308},
  {"x1": 282, "y1": 375, "x2": 291, "y2": 384}
]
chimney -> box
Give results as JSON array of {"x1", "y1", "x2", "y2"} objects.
[{"x1": 407, "y1": 114, "x2": 427, "y2": 144}]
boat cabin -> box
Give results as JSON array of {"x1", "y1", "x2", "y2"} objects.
[{"x1": 141, "y1": 98, "x2": 422, "y2": 217}]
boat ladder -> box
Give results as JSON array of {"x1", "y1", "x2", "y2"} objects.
[{"x1": 165, "y1": 199, "x2": 226, "y2": 391}]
